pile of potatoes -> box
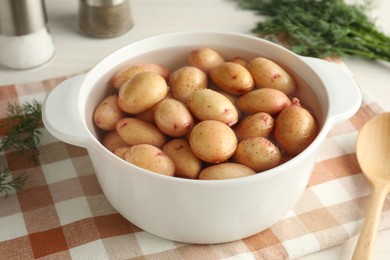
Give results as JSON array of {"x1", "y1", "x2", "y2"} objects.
[{"x1": 94, "y1": 47, "x2": 318, "y2": 180}]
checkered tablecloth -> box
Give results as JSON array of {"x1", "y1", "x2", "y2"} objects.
[{"x1": 0, "y1": 69, "x2": 388, "y2": 259}]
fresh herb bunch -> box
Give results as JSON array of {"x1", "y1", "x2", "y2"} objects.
[
  {"x1": 0, "y1": 167, "x2": 28, "y2": 197},
  {"x1": 0, "y1": 100, "x2": 42, "y2": 165},
  {"x1": 233, "y1": 0, "x2": 390, "y2": 61},
  {"x1": 0, "y1": 100, "x2": 43, "y2": 196}
]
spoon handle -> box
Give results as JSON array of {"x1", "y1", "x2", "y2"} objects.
[{"x1": 352, "y1": 186, "x2": 388, "y2": 260}]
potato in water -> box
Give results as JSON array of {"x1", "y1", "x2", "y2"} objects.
[
  {"x1": 236, "y1": 88, "x2": 291, "y2": 115},
  {"x1": 94, "y1": 94, "x2": 126, "y2": 131},
  {"x1": 112, "y1": 63, "x2": 170, "y2": 89},
  {"x1": 188, "y1": 47, "x2": 225, "y2": 72},
  {"x1": 247, "y1": 57, "x2": 296, "y2": 96},
  {"x1": 102, "y1": 130, "x2": 128, "y2": 152},
  {"x1": 169, "y1": 66, "x2": 208, "y2": 103},
  {"x1": 199, "y1": 163, "x2": 255, "y2": 180},
  {"x1": 116, "y1": 118, "x2": 166, "y2": 148},
  {"x1": 232, "y1": 137, "x2": 281, "y2": 172},
  {"x1": 235, "y1": 112, "x2": 274, "y2": 140},
  {"x1": 154, "y1": 98, "x2": 194, "y2": 137},
  {"x1": 163, "y1": 139, "x2": 202, "y2": 179},
  {"x1": 189, "y1": 120, "x2": 237, "y2": 163},
  {"x1": 113, "y1": 146, "x2": 130, "y2": 159},
  {"x1": 124, "y1": 144, "x2": 175, "y2": 176},
  {"x1": 187, "y1": 89, "x2": 239, "y2": 126},
  {"x1": 209, "y1": 62, "x2": 254, "y2": 95},
  {"x1": 274, "y1": 98, "x2": 318, "y2": 156},
  {"x1": 118, "y1": 71, "x2": 168, "y2": 114}
]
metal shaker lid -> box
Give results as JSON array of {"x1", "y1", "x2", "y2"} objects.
[
  {"x1": 0, "y1": 0, "x2": 48, "y2": 36},
  {"x1": 81, "y1": 0, "x2": 126, "y2": 7}
]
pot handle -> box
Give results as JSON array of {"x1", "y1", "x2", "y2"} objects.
[
  {"x1": 301, "y1": 57, "x2": 362, "y2": 125},
  {"x1": 42, "y1": 74, "x2": 90, "y2": 148}
]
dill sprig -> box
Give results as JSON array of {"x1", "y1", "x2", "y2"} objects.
[
  {"x1": 0, "y1": 100, "x2": 43, "y2": 196},
  {"x1": 0, "y1": 100, "x2": 43, "y2": 166},
  {"x1": 233, "y1": 0, "x2": 390, "y2": 61},
  {"x1": 0, "y1": 167, "x2": 28, "y2": 197}
]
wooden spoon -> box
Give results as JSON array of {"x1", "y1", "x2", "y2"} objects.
[{"x1": 352, "y1": 112, "x2": 390, "y2": 260}]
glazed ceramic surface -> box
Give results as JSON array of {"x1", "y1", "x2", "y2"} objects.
[{"x1": 43, "y1": 31, "x2": 361, "y2": 244}]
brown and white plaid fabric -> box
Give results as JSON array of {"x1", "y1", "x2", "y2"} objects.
[{"x1": 0, "y1": 69, "x2": 387, "y2": 259}]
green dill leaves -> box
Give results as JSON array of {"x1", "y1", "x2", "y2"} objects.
[
  {"x1": 0, "y1": 100, "x2": 43, "y2": 196},
  {"x1": 233, "y1": 0, "x2": 390, "y2": 61},
  {"x1": 0, "y1": 167, "x2": 28, "y2": 197},
  {"x1": 0, "y1": 100, "x2": 42, "y2": 165}
]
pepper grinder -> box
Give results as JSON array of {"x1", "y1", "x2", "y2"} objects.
[
  {"x1": 0, "y1": 0, "x2": 55, "y2": 70},
  {"x1": 79, "y1": 0, "x2": 133, "y2": 38}
]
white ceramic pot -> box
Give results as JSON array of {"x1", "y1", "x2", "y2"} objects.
[{"x1": 42, "y1": 31, "x2": 361, "y2": 244}]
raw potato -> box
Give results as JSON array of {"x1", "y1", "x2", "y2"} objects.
[
  {"x1": 154, "y1": 98, "x2": 194, "y2": 137},
  {"x1": 102, "y1": 131, "x2": 128, "y2": 152},
  {"x1": 247, "y1": 57, "x2": 296, "y2": 96},
  {"x1": 124, "y1": 144, "x2": 175, "y2": 176},
  {"x1": 235, "y1": 112, "x2": 274, "y2": 140},
  {"x1": 237, "y1": 88, "x2": 291, "y2": 115},
  {"x1": 187, "y1": 89, "x2": 239, "y2": 126},
  {"x1": 230, "y1": 57, "x2": 247, "y2": 67},
  {"x1": 134, "y1": 92, "x2": 174, "y2": 124},
  {"x1": 112, "y1": 63, "x2": 170, "y2": 89},
  {"x1": 274, "y1": 98, "x2": 318, "y2": 155},
  {"x1": 232, "y1": 137, "x2": 281, "y2": 172},
  {"x1": 94, "y1": 95, "x2": 126, "y2": 131},
  {"x1": 169, "y1": 66, "x2": 208, "y2": 103},
  {"x1": 216, "y1": 89, "x2": 239, "y2": 104},
  {"x1": 163, "y1": 139, "x2": 202, "y2": 179},
  {"x1": 189, "y1": 120, "x2": 237, "y2": 163},
  {"x1": 199, "y1": 163, "x2": 255, "y2": 180},
  {"x1": 118, "y1": 71, "x2": 168, "y2": 114},
  {"x1": 209, "y1": 62, "x2": 254, "y2": 95},
  {"x1": 188, "y1": 47, "x2": 225, "y2": 72},
  {"x1": 133, "y1": 106, "x2": 156, "y2": 124},
  {"x1": 116, "y1": 118, "x2": 166, "y2": 147},
  {"x1": 216, "y1": 89, "x2": 241, "y2": 118},
  {"x1": 114, "y1": 146, "x2": 131, "y2": 159}
]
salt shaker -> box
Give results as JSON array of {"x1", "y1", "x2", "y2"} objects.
[
  {"x1": 79, "y1": 0, "x2": 133, "y2": 38},
  {"x1": 0, "y1": 0, "x2": 55, "y2": 70}
]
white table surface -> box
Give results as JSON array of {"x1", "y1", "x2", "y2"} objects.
[{"x1": 0, "y1": 0, "x2": 389, "y2": 259}]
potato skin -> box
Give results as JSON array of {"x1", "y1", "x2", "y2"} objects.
[
  {"x1": 237, "y1": 88, "x2": 291, "y2": 115},
  {"x1": 94, "y1": 95, "x2": 126, "y2": 131},
  {"x1": 133, "y1": 106, "x2": 156, "y2": 124},
  {"x1": 118, "y1": 71, "x2": 168, "y2": 114},
  {"x1": 235, "y1": 112, "x2": 274, "y2": 140},
  {"x1": 273, "y1": 98, "x2": 318, "y2": 155},
  {"x1": 124, "y1": 144, "x2": 175, "y2": 176},
  {"x1": 112, "y1": 63, "x2": 170, "y2": 89},
  {"x1": 134, "y1": 92, "x2": 174, "y2": 124},
  {"x1": 102, "y1": 130, "x2": 128, "y2": 152},
  {"x1": 163, "y1": 139, "x2": 202, "y2": 179},
  {"x1": 188, "y1": 47, "x2": 225, "y2": 72},
  {"x1": 113, "y1": 146, "x2": 131, "y2": 159},
  {"x1": 209, "y1": 62, "x2": 254, "y2": 95},
  {"x1": 247, "y1": 57, "x2": 296, "y2": 96},
  {"x1": 186, "y1": 89, "x2": 239, "y2": 126},
  {"x1": 189, "y1": 120, "x2": 237, "y2": 163},
  {"x1": 169, "y1": 66, "x2": 208, "y2": 103},
  {"x1": 154, "y1": 98, "x2": 194, "y2": 137},
  {"x1": 230, "y1": 57, "x2": 247, "y2": 67},
  {"x1": 232, "y1": 137, "x2": 281, "y2": 172},
  {"x1": 116, "y1": 117, "x2": 166, "y2": 147},
  {"x1": 199, "y1": 163, "x2": 255, "y2": 180}
]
